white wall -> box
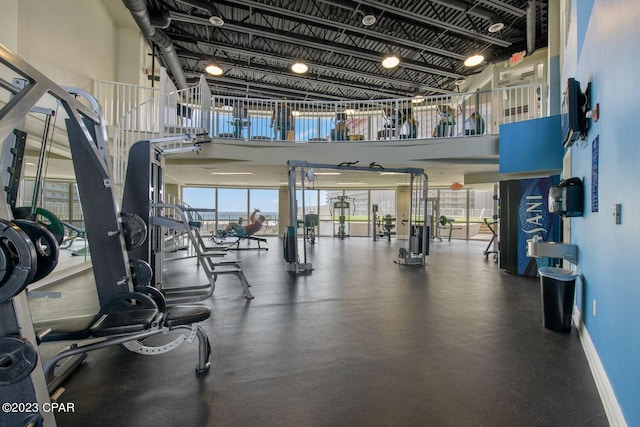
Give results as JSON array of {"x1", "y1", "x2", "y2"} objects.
[
  {"x1": 0, "y1": 0, "x2": 19, "y2": 51},
  {"x1": 1, "y1": 0, "x2": 120, "y2": 91}
]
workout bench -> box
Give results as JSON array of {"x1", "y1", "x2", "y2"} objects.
[{"x1": 36, "y1": 287, "x2": 211, "y2": 393}]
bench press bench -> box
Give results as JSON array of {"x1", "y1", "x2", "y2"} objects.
[{"x1": 36, "y1": 287, "x2": 211, "y2": 393}]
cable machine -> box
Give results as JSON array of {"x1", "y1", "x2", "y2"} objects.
[
  {"x1": 284, "y1": 160, "x2": 429, "y2": 273},
  {"x1": 329, "y1": 195, "x2": 355, "y2": 239}
]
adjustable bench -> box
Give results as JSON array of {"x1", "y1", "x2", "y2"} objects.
[{"x1": 37, "y1": 288, "x2": 211, "y2": 393}]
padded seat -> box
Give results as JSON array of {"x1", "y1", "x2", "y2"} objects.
[
  {"x1": 164, "y1": 305, "x2": 211, "y2": 328},
  {"x1": 36, "y1": 316, "x2": 97, "y2": 342},
  {"x1": 91, "y1": 309, "x2": 158, "y2": 337}
]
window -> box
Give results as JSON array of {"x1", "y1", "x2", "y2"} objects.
[{"x1": 249, "y1": 189, "x2": 279, "y2": 234}]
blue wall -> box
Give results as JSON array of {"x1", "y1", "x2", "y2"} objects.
[
  {"x1": 564, "y1": 1, "x2": 640, "y2": 425},
  {"x1": 499, "y1": 115, "x2": 563, "y2": 174}
]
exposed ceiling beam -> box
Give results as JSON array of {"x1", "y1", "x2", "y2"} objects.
[
  {"x1": 353, "y1": 0, "x2": 512, "y2": 47},
  {"x1": 190, "y1": 73, "x2": 350, "y2": 100},
  {"x1": 474, "y1": 0, "x2": 527, "y2": 17},
  {"x1": 168, "y1": 12, "x2": 466, "y2": 79},
  {"x1": 214, "y1": 0, "x2": 466, "y2": 61},
  {"x1": 192, "y1": 41, "x2": 453, "y2": 94},
  {"x1": 182, "y1": 54, "x2": 411, "y2": 98}
]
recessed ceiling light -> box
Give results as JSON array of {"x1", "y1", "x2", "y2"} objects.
[
  {"x1": 205, "y1": 63, "x2": 223, "y2": 76},
  {"x1": 209, "y1": 16, "x2": 224, "y2": 27},
  {"x1": 488, "y1": 22, "x2": 504, "y2": 33},
  {"x1": 382, "y1": 55, "x2": 400, "y2": 69},
  {"x1": 454, "y1": 79, "x2": 467, "y2": 86},
  {"x1": 464, "y1": 54, "x2": 484, "y2": 67},
  {"x1": 411, "y1": 94, "x2": 425, "y2": 104},
  {"x1": 291, "y1": 62, "x2": 308, "y2": 74}
]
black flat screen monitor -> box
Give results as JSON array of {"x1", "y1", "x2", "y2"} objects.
[{"x1": 561, "y1": 78, "x2": 587, "y2": 147}]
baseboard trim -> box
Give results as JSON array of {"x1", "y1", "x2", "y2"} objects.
[{"x1": 573, "y1": 309, "x2": 628, "y2": 427}]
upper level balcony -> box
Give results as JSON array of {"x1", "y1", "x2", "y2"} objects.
[{"x1": 95, "y1": 73, "x2": 547, "y2": 189}]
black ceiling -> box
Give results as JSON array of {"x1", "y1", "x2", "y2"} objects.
[{"x1": 136, "y1": 0, "x2": 548, "y2": 100}]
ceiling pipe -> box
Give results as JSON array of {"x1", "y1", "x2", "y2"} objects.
[
  {"x1": 526, "y1": 0, "x2": 537, "y2": 54},
  {"x1": 122, "y1": 0, "x2": 188, "y2": 89},
  {"x1": 316, "y1": 0, "x2": 377, "y2": 26},
  {"x1": 429, "y1": 0, "x2": 503, "y2": 31},
  {"x1": 174, "y1": 0, "x2": 225, "y2": 26},
  {"x1": 355, "y1": 0, "x2": 510, "y2": 47},
  {"x1": 168, "y1": 12, "x2": 465, "y2": 79},
  {"x1": 217, "y1": 0, "x2": 466, "y2": 60}
]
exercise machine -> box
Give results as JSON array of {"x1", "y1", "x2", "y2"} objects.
[
  {"x1": 285, "y1": 160, "x2": 429, "y2": 273},
  {"x1": 329, "y1": 195, "x2": 355, "y2": 239},
  {"x1": 372, "y1": 204, "x2": 396, "y2": 242},
  {"x1": 0, "y1": 45, "x2": 213, "y2": 426},
  {"x1": 122, "y1": 138, "x2": 254, "y2": 301},
  {"x1": 297, "y1": 214, "x2": 318, "y2": 244},
  {"x1": 483, "y1": 216, "x2": 499, "y2": 261}
]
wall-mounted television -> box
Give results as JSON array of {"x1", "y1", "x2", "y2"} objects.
[{"x1": 561, "y1": 78, "x2": 588, "y2": 147}]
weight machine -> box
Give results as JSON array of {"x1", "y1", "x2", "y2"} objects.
[
  {"x1": 372, "y1": 204, "x2": 396, "y2": 242},
  {"x1": 0, "y1": 44, "x2": 212, "y2": 426},
  {"x1": 284, "y1": 160, "x2": 429, "y2": 273},
  {"x1": 121, "y1": 137, "x2": 254, "y2": 301},
  {"x1": 329, "y1": 195, "x2": 355, "y2": 239}
]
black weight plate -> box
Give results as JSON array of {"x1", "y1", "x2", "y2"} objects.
[
  {"x1": 0, "y1": 336, "x2": 38, "y2": 386},
  {"x1": 13, "y1": 220, "x2": 59, "y2": 283},
  {"x1": 0, "y1": 219, "x2": 37, "y2": 304},
  {"x1": 13, "y1": 206, "x2": 65, "y2": 245},
  {"x1": 0, "y1": 241, "x2": 9, "y2": 284},
  {"x1": 120, "y1": 212, "x2": 148, "y2": 251},
  {"x1": 130, "y1": 259, "x2": 153, "y2": 288}
]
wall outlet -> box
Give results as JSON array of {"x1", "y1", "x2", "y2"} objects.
[
  {"x1": 593, "y1": 299, "x2": 597, "y2": 317},
  {"x1": 613, "y1": 204, "x2": 622, "y2": 224}
]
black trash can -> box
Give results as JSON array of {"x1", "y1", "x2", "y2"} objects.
[{"x1": 539, "y1": 267, "x2": 577, "y2": 333}]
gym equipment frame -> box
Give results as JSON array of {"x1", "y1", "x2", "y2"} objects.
[
  {"x1": 285, "y1": 160, "x2": 429, "y2": 273},
  {"x1": 0, "y1": 44, "x2": 213, "y2": 426}
]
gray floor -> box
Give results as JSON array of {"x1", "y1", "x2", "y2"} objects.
[{"x1": 44, "y1": 237, "x2": 607, "y2": 426}]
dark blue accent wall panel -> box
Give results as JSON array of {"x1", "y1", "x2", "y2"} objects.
[{"x1": 499, "y1": 115, "x2": 563, "y2": 174}]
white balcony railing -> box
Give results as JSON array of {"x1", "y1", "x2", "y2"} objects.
[
  {"x1": 106, "y1": 69, "x2": 212, "y2": 200},
  {"x1": 207, "y1": 83, "x2": 545, "y2": 143},
  {"x1": 98, "y1": 72, "x2": 546, "y2": 200}
]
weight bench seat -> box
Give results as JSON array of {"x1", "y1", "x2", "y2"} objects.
[
  {"x1": 37, "y1": 291, "x2": 212, "y2": 391},
  {"x1": 38, "y1": 304, "x2": 211, "y2": 340},
  {"x1": 91, "y1": 309, "x2": 159, "y2": 337},
  {"x1": 164, "y1": 305, "x2": 211, "y2": 327}
]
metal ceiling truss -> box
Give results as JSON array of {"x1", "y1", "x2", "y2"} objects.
[
  {"x1": 138, "y1": 0, "x2": 547, "y2": 99},
  {"x1": 189, "y1": 42, "x2": 450, "y2": 95},
  {"x1": 168, "y1": 12, "x2": 465, "y2": 79}
]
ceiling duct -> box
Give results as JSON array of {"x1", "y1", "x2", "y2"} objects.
[
  {"x1": 122, "y1": 0, "x2": 188, "y2": 89},
  {"x1": 526, "y1": 0, "x2": 537, "y2": 54},
  {"x1": 175, "y1": 0, "x2": 225, "y2": 26},
  {"x1": 317, "y1": 0, "x2": 377, "y2": 26},
  {"x1": 429, "y1": 0, "x2": 503, "y2": 32}
]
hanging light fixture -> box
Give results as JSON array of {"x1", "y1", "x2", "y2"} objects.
[
  {"x1": 291, "y1": 61, "x2": 309, "y2": 74},
  {"x1": 464, "y1": 54, "x2": 485, "y2": 67},
  {"x1": 205, "y1": 63, "x2": 223, "y2": 76},
  {"x1": 209, "y1": 15, "x2": 224, "y2": 26},
  {"x1": 382, "y1": 54, "x2": 400, "y2": 69},
  {"x1": 411, "y1": 94, "x2": 425, "y2": 104},
  {"x1": 488, "y1": 22, "x2": 504, "y2": 33}
]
